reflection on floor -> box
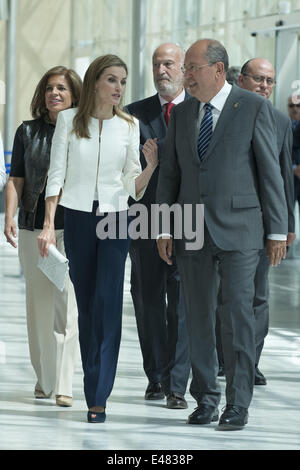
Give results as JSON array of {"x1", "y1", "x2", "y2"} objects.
[{"x1": 0, "y1": 236, "x2": 299, "y2": 450}]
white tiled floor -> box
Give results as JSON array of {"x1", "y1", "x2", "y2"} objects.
[{"x1": 0, "y1": 230, "x2": 300, "y2": 450}]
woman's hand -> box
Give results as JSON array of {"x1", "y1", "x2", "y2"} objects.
[
  {"x1": 38, "y1": 195, "x2": 60, "y2": 257},
  {"x1": 4, "y1": 216, "x2": 18, "y2": 248},
  {"x1": 4, "y1": 177, "x2": 25, "y2": 248},
  {"x1": 142, "y1": 138, "x2": 158, "y2": 170},
  {"x1": 37, "y1": 226, "x2": 56, "y2": 258}
]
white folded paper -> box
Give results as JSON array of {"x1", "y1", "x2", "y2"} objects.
[{"x1": 37, "y1": 244, "x2": 69, "y2": 292}]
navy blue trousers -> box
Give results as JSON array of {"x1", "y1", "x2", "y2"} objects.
[{"x1": 64, "y1": 203, "x2": 130, "y2": 409}]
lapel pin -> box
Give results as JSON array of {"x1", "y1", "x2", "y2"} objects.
[{"x1": 234, "y1": 102, "x2": 239, "y2": 108}]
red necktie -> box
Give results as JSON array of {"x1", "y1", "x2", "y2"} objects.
[{"x1": 164, "y1": 102, "x2": 175, "y2": 126}]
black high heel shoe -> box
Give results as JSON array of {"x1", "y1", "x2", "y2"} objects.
[{"x1": 87, "y1": 410, "x2": 106, "y2": 423}]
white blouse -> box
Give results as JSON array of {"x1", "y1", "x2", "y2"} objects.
[{"x1": 46, "y1": 108, "x2": 144, "y2": 213}]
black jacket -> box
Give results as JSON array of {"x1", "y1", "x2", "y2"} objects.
[{"x1": 13, "y1": 118, "x2": 55, "y2": 230}]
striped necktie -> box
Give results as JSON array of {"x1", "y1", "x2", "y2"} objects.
[{"x1": 197, "y1": 103, "x2": 213, "y2": 161}]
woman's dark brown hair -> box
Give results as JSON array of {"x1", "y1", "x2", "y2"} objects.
[{"x1": 30, "y1": 65, "x2": 82, "y2": 119}]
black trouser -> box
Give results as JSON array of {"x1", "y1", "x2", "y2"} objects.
[{"x1": 129, "y1": 240, "x2": 190, "y2": 395}]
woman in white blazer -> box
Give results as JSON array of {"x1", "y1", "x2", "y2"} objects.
[{"x1": 38, "y1": 55, "x2": 158, "y2": 423}]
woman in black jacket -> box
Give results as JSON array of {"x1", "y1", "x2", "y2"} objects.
[{"x1": 4, "y1": 66, "x2": 82, "y2": 406}]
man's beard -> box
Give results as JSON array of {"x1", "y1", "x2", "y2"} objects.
[{"x1": 154, "y1": 76, "x2": 182, "y2": 97}]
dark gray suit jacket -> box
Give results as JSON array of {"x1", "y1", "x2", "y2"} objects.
[
  {"x1": 126, "y1": 92, "x2": 190, "y2": 207},
  {"x1": 273, "y1": 108, "x2": 294, "y2": 233},
  {"x1": 126, "y1": 92, "x2": 190, "y2": 246},
  {"x1": 156, "y1": 85, "x2": 288, "y2": 255}
]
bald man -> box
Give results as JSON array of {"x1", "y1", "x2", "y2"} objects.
[
  {"x1": 216, "y1": 58, "x2": 295, "y2": 386},
  {"x1": 126, "y1": 43, "x2": 190, "y2": 409},
  {"x1": 287, "y1": 95, "x2": 300, "y2": 205},
  {"x1": 156, "y1": 40, "x2": 287, "y2": 430},
  {"x1": 287, "y1": 95, "x2": 300, "y2": 124}
]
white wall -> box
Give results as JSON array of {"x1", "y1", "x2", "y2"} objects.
[{"x1": 1, "y1": 0, "x2": 300, "y2": 145}]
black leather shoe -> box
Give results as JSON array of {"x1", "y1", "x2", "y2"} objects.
[
  {"x1": 218, "y1": 405, "x2": 248, "y2": 430},
  {"x1": 187, "y1": 404, "x2": 219, "y2": 424},
  {"x1": 166, "y1": 392, "x2": 188, "y2": 409},
  {"x1": 255, "y1": 367, "x2": 267, "y2": 385},
  {"x1": 145, "y1": 382, "x2": 165, "y2": 400}
]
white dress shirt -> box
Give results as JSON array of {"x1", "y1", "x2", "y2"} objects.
[
  {"x1": 158, "y1": 88, "x2": 186, "y2": 109},
  {"x1": 197, "y1": 80, "x2": 232, "y2": 132},
  {"x1": 46, "y1": 108, "x2": 145, "y2": 213}
]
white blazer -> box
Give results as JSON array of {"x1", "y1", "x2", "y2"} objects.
[{"x1": 46, "y1": 108, "x2": 144, "y2": 212}]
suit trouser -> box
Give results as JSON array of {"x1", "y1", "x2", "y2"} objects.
[
  {"x1": 64, "y1": 205, "x2": 130, "y2": 409},
  {"x1": 216, "y1": 247, "x2": 269, "y2": 368},
  {"x1": 253, "y1": 248, "x2": 270, "y2": 365},
  {"x1": 18, "y1": 229, "x2": 79, "y2": 396},
  {"x1": 177, "y1": 229, "x2": 259, "y2": 409},
  {"x1": 294, "y1": 175, "x2": 300, "y2": 205},
  {"x1": 129, "y1": 241, "x2": 190, "y2": 394}
]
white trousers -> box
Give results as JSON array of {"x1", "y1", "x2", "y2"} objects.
[{"x1": 18, "y1": 229, "x2": 79, "y2": 396}]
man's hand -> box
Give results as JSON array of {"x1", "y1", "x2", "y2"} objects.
[
  {"x1": 287, "y1": 232, "x2": 296, "y2": 246},
  {"x1": 266, "y1": 239, "x2": 286, "y2": 266},
  {"x1": 293, "y1": 165, "x2": 300, "y2": 179},
  {"x1": 157, "y1": 236, "x2": 173, "y2": 265}
]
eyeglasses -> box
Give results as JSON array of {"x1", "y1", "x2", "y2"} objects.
[
  {"x1": 242, "y1": 73, "x2": 276, "y2": 86},
  {"x1": 181, "y1": 63, "x2": 211, "y2": 74},
  {"x1": 289, "y1": 103, "x2": 300, "y2": 108}
]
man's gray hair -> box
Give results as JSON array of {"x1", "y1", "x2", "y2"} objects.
[{"x1": 205, "y1": 40, "x2": 229, "y2": 72}]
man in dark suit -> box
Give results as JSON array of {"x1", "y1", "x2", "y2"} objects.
[
  {"x1": 126, "y1": 43, "x2": 190, "y2": 409},
  {"x1": 156, "y1": 39, "x2": 288, "y2": 430},
  {"x1": 287, "y1": 95, "x2": 300, "y2": 205},
  {"x1": 216, "y1": 58, "x2": 295, "y2": 385}
]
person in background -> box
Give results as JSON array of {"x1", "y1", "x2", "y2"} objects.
[
  {"x1": 4, "y1": 66, "x2": 82, "y2": 407},
  {"x1": 0, "y1": 131, "x2": 7, "y2": 190},
  {"x1": 235, "y1": 59, "x2": 295, "y2": 384},
  {"x1": 217, "y1": 59, "x2": 295, "y2": 383},
  {"x1": 126, "y1": 43, "x2": 190, "y2": 409},
  {"x1": 287, "y1": 95, "x2": 300, "y2": 126},
  {"x1": 226, "y1": 65, "x2": 241, "y2": 85},
  {"x1": 37, "y1": 54, "x2": 158, "y2": 424},
  {"x1": 287, "y1": 95, "x2": 300, "y2": 205}
]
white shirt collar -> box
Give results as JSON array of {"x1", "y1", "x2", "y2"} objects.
[
  {"x1": 158, "y1": 88, "x2": 185, "y2": 107},
  {"x1": 200, "y1": 80, "x2": 232, "y2": 112}
]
